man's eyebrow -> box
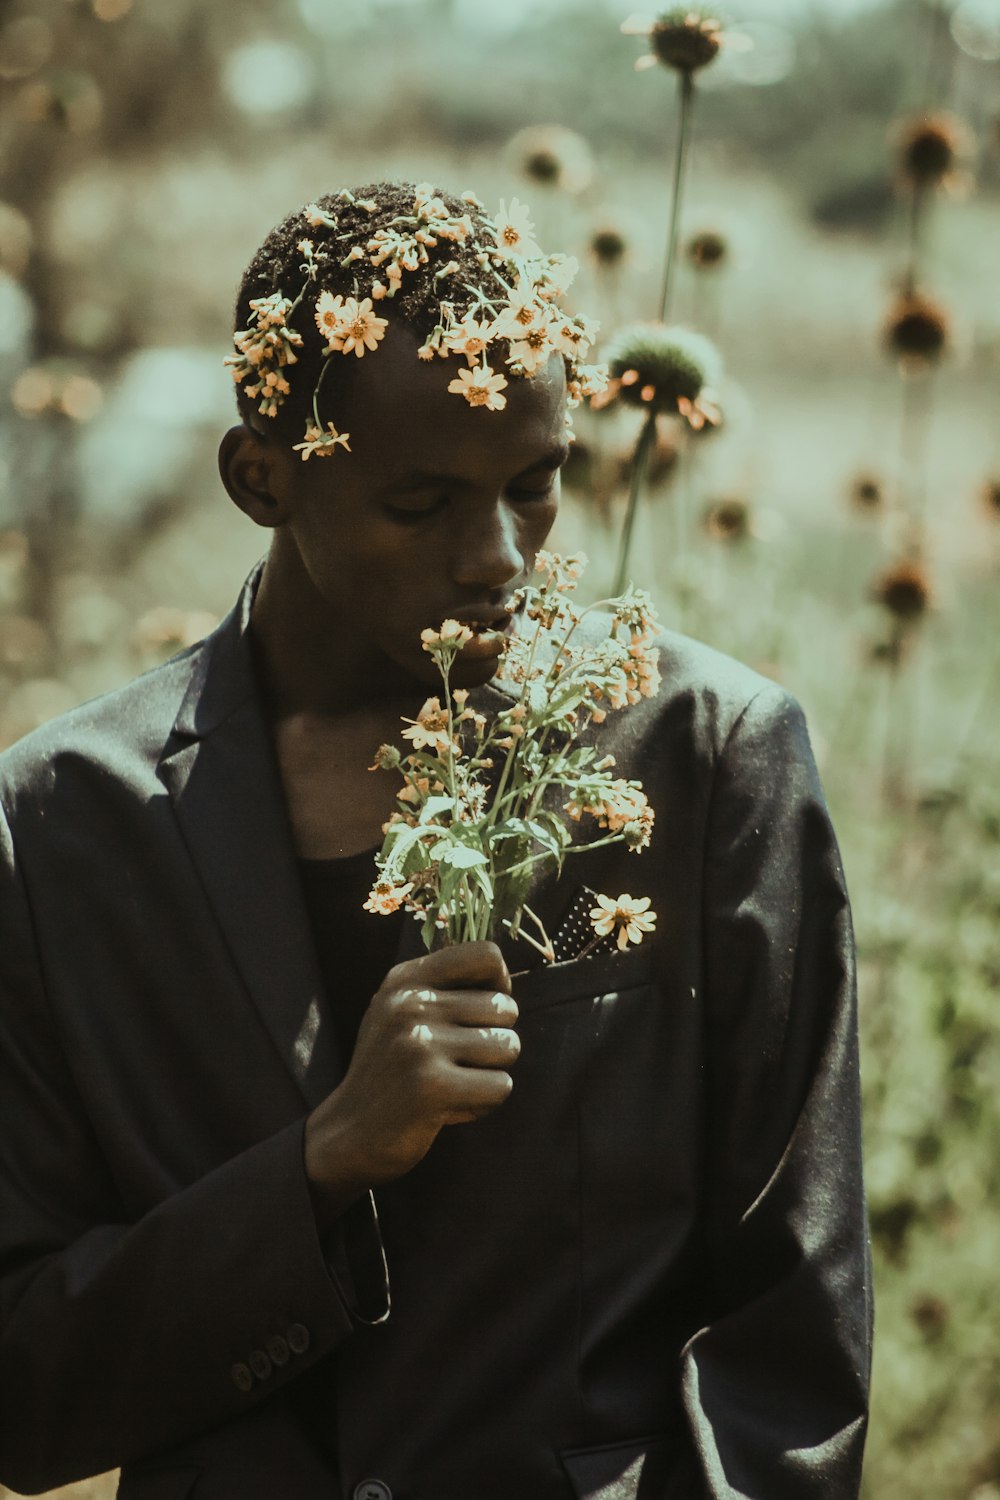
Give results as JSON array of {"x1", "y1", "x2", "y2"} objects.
[{"x1": 391, "y1": 445, "x2": 572, "y2": 491}]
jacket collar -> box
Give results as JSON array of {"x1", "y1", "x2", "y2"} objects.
[{"x1": 158, "y1": 562, "x2": 343, "y2": 1110}]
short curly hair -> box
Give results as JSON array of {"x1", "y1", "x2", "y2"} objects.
[
  {"x1": 228, "y1": 179, "x2": 607, "y2": 455},
  {"x1": 233, "y1": 181, "x2": 508, "y2": 444}
]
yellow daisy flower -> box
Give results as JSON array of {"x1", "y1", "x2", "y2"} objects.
[
  {"x1": 506, "y1": 325, "x2": 554, "y2": 375},
  {"x1": 492, "y1": 198, "x2": 542, "y2": 259},
  {"x1": 313, "y1": 292, "x2": 389, "y2": 357},
  {"x1": 400, "y1": 696, "x2": 454, "y2": 753},
  {"x1": 363, "y1": 879, "x2": 414, "y2": 915},
  {"x1": 447, "y1": 364, "x2": 509, "y2": 411},
  {"x1": 292, "y1": 422, "x2": 352, "y2": 460},
  {"x1": 589, "y1": 893, "x2": 657, "y2": 951},
  {"x1": 445, "y1": 314, "x2": 496, "y2": 366}
]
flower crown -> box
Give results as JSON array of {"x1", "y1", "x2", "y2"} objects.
[{"x1": 224, "y1": 184, "x2": 608, "y2": 459}]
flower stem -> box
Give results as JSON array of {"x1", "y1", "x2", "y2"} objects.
[
  {"x1": 659, "y1": 70, "x2": 695, "y2": 323},
  {"x1": 613, "y1": 412, "x2": 658, "y2": 596}
]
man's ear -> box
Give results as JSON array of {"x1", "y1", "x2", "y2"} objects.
[{"x1": 217, "y1": 424, "x2": 293, "y2": 528}]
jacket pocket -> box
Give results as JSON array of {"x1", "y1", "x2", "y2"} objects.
[
  {"x1": 512, "y1": 944, "x2": 656, "y2": 1014},
  {"x1": 117, "y1": 1466, "x2": 202, "y2": 1500},
  {"x1": 560, "y1": 1434, "x2": 680, "y2": 1499}
]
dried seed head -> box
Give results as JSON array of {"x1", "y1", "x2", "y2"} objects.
[
  {"x1": 648, "y1": 8, "x2": 723, "y2": 73},
  {"x1": 590, "y1": 225, "x2": 629, "y2": 268},
  {"x1": 686, "y1": 229, "x2": 727, "y2": 270},
  {"x1": 703, "y1": 496, "x2": 751, "y2": 541},
  {"x1": 850, "y1": 473, "x2": 884, "y2": 512},
  {"x1": 883, "y1": 291, "x2": 950, "y2": 367},
  {"x1": 508, "y1": 125, "x2": 594, "y2": 194},
  {"x1": 894, "y1": 111, "x2": 973, "y2": 189},
  {"x1": 872, "y1": 558, "x2": 932, "y2": 621}
]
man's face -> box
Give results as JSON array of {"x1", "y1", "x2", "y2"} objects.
[{"x1": 264, "y1": 323, "x2": 569, "y2": 692}]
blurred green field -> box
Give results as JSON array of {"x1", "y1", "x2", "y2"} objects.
[{"x1": 1, "y1": 0, "x2": 999, "y2": 1495}]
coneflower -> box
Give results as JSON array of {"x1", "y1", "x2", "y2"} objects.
[
  {"x1": 599, "y1": 322, "x2": 722, "y2": 418},
  {"x1": 597, "y1": 324, "x2": 721, "y2": 593},
  {"x1": 703, "y1": 496, "x2": 751, "y2": 541},
  {"x1": 686, "y1": 229, "x2": 727, "y2": 270},
  {"x1": 872, "y1": 557, "x2": 933, "y2": 622},
  {"x1": 622, "y1": 9, "x2": 724, "y2": 320},
  {"x1": 883, "y1": 290, "x2": 950, "y2": 368},
  {"x1": 507, "y1": 125, "x2": 594, "y2": 195},
  {"x1": 850, "y1": 473, "x2": 885, "y2": 512},
  {"x1": 894, "y1": 111, "x2": 974, "y2": 192},
  {"x1": 590, "y1": 225, "x2": 629, "y2": 270},
  {"x1": 624, "y1": 8, "x2": 724, "y2": 74}
]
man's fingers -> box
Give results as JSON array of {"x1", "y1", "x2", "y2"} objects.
[
  {"x1": 391, "y1": 941, "x2": 512, "y2": 996},
  {"x1": 449, "y1": 1023, "x2": 521, "y2": 1068},
  {"x1": 394, "y1": 985, "x2": 519, "y2": 1028},
  {"x1": 439, "y1": 1061, "x2": 515, "y2": 1123}
]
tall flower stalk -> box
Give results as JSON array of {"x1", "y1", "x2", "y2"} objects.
[
  {"x1": 659, "y1": 70, "x2": 695, "y2": 321},
  {"x1": 609, "y1": 10, "x2": 725, "y2": 595},
  {"x1": 593, "y1": 322, "x2": 722, "y2": 593},
  {"x1": 614, "y1": 412, "x2": 659, "y2": 594},
  {"x1": 622, "y1": 8, "x2": 724, "y2": 321}
]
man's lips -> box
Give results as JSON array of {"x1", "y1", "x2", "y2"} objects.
[{"x1": 444, "y1": 610, "x2": 514, "y2": 636}]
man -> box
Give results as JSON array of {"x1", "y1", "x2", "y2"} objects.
[{"x1": 0, "y1": 182, "x2": 871, "y2": 1499}]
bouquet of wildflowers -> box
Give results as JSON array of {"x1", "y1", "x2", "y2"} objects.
[{"x1": 365, "y1": 552, "x2": 661, "y2": 962}]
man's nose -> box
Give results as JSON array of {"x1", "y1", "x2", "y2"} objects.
[{"x1": 450, "y1": 500, "x2": 522, "y2": 589}]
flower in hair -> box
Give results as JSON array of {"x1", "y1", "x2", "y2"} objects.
[
  {"x1": 314, "y1": 293, "x2": 389, "y2": 357},
  {"x1": 492, "y1": 198, "x2": 542, "y2": 259},
  {"x1": 447, "y1": 364, "x2": 509, "y2": 411},
  {"x1": 444, "y1": 314, "x2": 497, "y2": 366},
  {"x1": 226, "y1": 183, "x2": 607, "y2": 456},
  {"x1": 292, "y1": 422, "x2": 352, "y2": 459}
]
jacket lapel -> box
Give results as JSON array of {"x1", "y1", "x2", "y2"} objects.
[{"x1": 158, "y1": 566, "x2": 342, "y2": 1111}]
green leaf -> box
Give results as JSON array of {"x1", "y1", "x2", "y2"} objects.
[
  {"x1": 440, "y1": 844, "x2": 488, "y2": 869},
  {"x1": 421, "y1": 795, "x2": 456, "y2": 821}
]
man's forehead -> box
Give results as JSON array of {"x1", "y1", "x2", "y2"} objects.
[{"x1": 341, "y1": 323, "x2": 568, "y2": 476}]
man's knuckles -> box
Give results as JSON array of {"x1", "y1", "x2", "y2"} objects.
[
  {"x1": 390, "y1": 941, "x2": 511, "y2": 995},
  {"x1": 381, "y1": 983, "x2": 518, "y2": 1028}
]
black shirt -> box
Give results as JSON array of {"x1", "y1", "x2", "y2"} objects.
[{"x1": 297, "y1": 846, "x2": 406, "y2": 1064}]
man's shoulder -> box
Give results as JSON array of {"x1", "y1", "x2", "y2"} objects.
[
  {"x1": 613, "y1": 624, "x2": 794, "y2": 766},
  {"x1": 0, "y1": 642, "x2": 207, "y2": 807}
]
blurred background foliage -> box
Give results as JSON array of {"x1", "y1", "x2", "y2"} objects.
[{"x1": 1, "y1": 0, "x2": 998, "y2": 1496}]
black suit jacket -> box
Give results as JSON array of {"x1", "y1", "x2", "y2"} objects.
[{"x1": 0, "y1": 565, "x2": 872, "y2": 1500}]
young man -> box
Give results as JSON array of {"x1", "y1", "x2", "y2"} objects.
[{"x1": 0, "y1": 183, "x2": 871, "y2": 1499}]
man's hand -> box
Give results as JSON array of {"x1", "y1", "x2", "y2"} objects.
[{"x1": 304, "y1": 942, "x2": 519, "y2": 1223}]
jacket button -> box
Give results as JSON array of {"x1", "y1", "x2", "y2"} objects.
[
  {"x1": 353, "y1": 1482, "x2": 392, "y2": 1500},
  {"x1": 249, "y1": 1348, "x2": 272, "y2": 1380},
  {"x1": 287, "y1": 1322, "x2": 311, "y2": 1354},
  {"x1": 266, "y1": 1334, "x2": 290, "y2": 1366},
  {"x1": 230, "y1": 1361, "x2": 253, "y2": 1392}
]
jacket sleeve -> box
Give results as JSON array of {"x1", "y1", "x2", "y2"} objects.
[
  {"x1": 677, "y1": 684, "x2": 873, "y2": 1499},
  {"x1": 0, "y1": 799, "x2": 363, "y2": 1493}
]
